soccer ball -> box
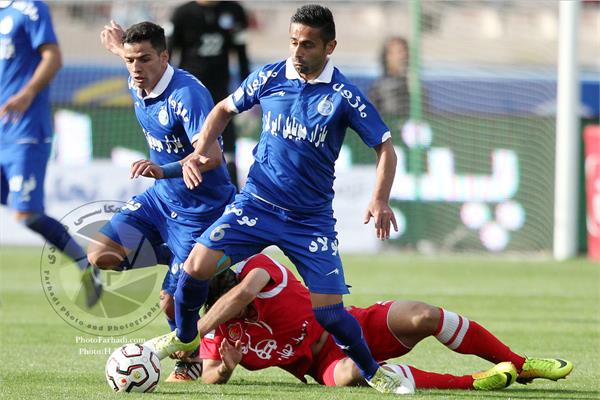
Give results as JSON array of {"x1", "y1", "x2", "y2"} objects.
[{"x1": 105, "y1": 344, "x2": 161, "y2": 393}]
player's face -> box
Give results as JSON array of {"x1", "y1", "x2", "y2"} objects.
[
  {"x1": 123, "y1": 41, "x2": 169, "y2": 93},
  {"x1": 289, "y1": 23, "x2": 336, "y2": 81}
]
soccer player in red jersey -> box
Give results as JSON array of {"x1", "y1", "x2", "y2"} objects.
[{"x1": 176, "y1": 253, "x2": 572, "y2": 391}]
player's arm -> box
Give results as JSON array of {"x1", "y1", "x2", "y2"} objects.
[
  {"x1": 0, "y1": 43, "x2": 61, "y2": 119},
  {"x1": 201, "y1": 340, "x2": 243, "y2": 384},
  {"x1": 198, "y1": 268, "x2": 270, "y2": 337},
  {"x1": 182, "y1": 98, "x2": 238, "y2": 188},
  {"x1": 363, "y1": 138, "x2": 398, "y2": 240}
]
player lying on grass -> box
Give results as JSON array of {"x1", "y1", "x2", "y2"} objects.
[{"x1": 163, "y1": 253, "x2": 573, "y2": 392}]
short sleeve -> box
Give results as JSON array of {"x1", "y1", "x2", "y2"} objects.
[
  {"x1": 229, "y1": 65, "x2": 276, "y2": 113},
  {"x1": 237, "y1": 254, "x2": 286, "y2": 296},
  {"x1": 199, "y1": 330, "x2": 224, "y2": 360},
  {"x1": 345, "y1": 86, "x2": 391, "y2": 148},
  {"x1": 174, "y1": 84, "x2": 215, "y2": 144},
  {"x1": 25, "y1": 2, "x2": 58, "y2": 50}
]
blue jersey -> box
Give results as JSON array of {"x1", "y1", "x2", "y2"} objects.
[
  {"x1": 129, "y1": 65, "x2": 236, "y2": 217},
  {"x1": 0, "y1": 1, "x2": 57, "y2": 146},
  {"x1": 230, "y1": 58, "x2": 391, "y2": 213}
]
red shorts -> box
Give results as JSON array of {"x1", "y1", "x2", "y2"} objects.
[{"x1": 308, "y1": 301, "x2": 411, "y2": 386}]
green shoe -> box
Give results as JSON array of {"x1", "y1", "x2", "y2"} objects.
[
  {"x1": 367, "y1": 367, "x2": 415, "y2": 395},
  {"x1": 144, "y1": 331, "x2": 200, "y2": 360},
  {"x1": 517, "y1": 358, "x2": 573, "y2": 384},
  {"x1": 473, "y1": 362, "x2": 517, "y2": 390}
]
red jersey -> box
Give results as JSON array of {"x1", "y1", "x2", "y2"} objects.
[{"x1": 200, "y1": 254, "x2": 325, "y2": 381}]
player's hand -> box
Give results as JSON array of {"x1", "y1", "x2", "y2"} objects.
[
  {"x1": 130, "y1": 159, "x2": 164, "y2": 179},
  {"x1": 219, "y1": 339, "x2": 242, "y2": 371},
  {"x1": 363, "y1": 199, "x2": 398, "y2": 241},
  {"x1": 100, "y1": 20, "x2": 125, "y2": 57},
  {"x1": 0, "y1": 89, "x2": 35, "y2": 123},
  {"x1": 182, "y1": 154, "x2": 211, "y2": 189}
]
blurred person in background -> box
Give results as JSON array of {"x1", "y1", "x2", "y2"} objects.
[
  {"x1": 196, "y1": 254, "x2": 573, "y2": 390},
  {"x1": 0, "y1": 0, "x2": 102, "y2": 307},
  {"x1": 368, "y1": 36, "x2": 410, "y2": 120},
  {"x1": 167, "y1": 0, "x2": 251, "y2": 190}
]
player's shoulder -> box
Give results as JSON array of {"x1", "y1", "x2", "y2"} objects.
[
  {"x1": 169, "y1": 68, "x2": 212, "y2": 99},
  {"x1": 236, "y1": 253, "x2": 277, "y2": 273},
  {"x1": 235, "y1": 253, "x2": 289, "y2": 277},
  {"x1": 255, "y1": 59, "x2": 286, "y2": 76},
  {"x1": 330, "y1": 67, "x2": 362, "y2": 92},
  {"x1": 6, "y1": 1, "x2": 49, "y2": 21}
]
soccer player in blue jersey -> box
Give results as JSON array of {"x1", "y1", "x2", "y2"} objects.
[
  {"x1": 0, "y1": 0, "x2": 102, "y2": 307},
  {"x1": 146, "y1": 4, "x2": 412, "y2": 394},
  {"x1": 94, "y1": 21, "x2": 236, "y2": 379}
]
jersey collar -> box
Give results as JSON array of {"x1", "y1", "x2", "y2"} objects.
[
  {"x1": 285, "y1": 57, "x2": 334, "y2": 84},
  {"x1": 137, "y1": 64, "x2": 174, "y2": 100}
]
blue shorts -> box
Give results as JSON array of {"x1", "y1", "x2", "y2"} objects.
[
  {"x1": 196, "y1": 192, "x2": 349, "y2": 295},
  {"x1": 0, "y1": 143, "x2": 51, "y2": 213},
  {"x1": 99, "y1": 186, "x2": 224, "y2": 295}
]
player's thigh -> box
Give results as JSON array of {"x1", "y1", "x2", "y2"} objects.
[
  {"x1": 193, "y1": 196, "x2": 277, "y2": 274},
  {"x1": 96, "y1": 191, "x2": 163, "y2": 255},
  {"x1": 349, "y1": 302, "x2": 413, "y2": 360},
  {"x1": 387, "y1": 300, "x2": 440, "y2": 347},
  {"x1": 2, "y1": 143, "x2": 51, "y2": 213},
  {"x1": 279, "y1": 213, "x2": 348, "y2": 295}
]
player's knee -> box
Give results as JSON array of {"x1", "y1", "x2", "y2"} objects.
[
  {"x1": 184, "y1": 245, "x2": 224, "y2": 280},
  {"x1": 409, "y1": 302, "x2": 440, "y2": 332},
  {"x1": 333, "y1": 358, "x2": 364, "y2": 387},
  {"x1": 14, "y1": 211, "x2": 34, "y2": 223},
  {"x1": 159, "y1": 290, "x2": 175, "y2": 321},
  {"x1": 87, "y1": 246, "x2": 123, "y2": 270}
]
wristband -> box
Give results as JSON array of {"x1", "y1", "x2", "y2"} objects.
[{"x1": 161, "y1": 161, "x2": 183, "y2": 178}]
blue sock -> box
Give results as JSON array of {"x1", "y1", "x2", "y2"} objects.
[
  {"x1": 166, "y1": 318, "x2": 177, "y2": 332},
  {"x1": 118, "y1": 243, "x2": 173, "y2": 270},
  {"x1": 174, "y1": 270, "x2": 209, "y2": 343},
  {"x1": 23, "y1": 213, "x2": 88, "y2": 270},
  {"x1": 313, "y1": 302, "x2": 380, "y2": 380}
]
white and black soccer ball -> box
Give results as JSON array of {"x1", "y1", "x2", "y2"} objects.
[{"x1": 105, "y1": 344, "x2": 161, "y2": 393}]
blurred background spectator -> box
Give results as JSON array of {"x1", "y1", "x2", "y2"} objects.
[
  {"x1": 368, "y1": 36, "x2": 410, "y2": 120},
  {"x1": 166, "y1": 1, "x2": 251, "y2": 189}
]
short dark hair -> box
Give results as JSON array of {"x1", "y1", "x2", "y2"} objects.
[
  {"x1": 290, "y1": 4, "x2": 336, "y2": 43},
  {"x1": 203, "y1": 269, "x2": 238, "y2": 314},
  {"x1": 123, "y1": 21, "x2": 166, "y2": 53}
]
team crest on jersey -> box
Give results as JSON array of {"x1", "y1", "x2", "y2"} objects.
[
  {"x1": 0, "y1": 16, "x2": 13, "y2": 34},
  {"x1": 227, "y1": 322, "x2": 244, "y2": 341},
  {"x1": 158, "y1": 107, "x2": 169, "y2": 126},
  {"x1": 317, "y1": 95, "x2": 334, "y2": 116}
]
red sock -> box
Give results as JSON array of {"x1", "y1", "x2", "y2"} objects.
[
  {"x1": 435, "y1": 308, "x2": 526, "y2": 370},
  {"x1": 390, "y1": 364, "x2": 474, "y2": 389}
]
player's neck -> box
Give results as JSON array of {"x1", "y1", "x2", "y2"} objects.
[{"x1": 300, "y1": 61, "x2": 327, "y2": 82}]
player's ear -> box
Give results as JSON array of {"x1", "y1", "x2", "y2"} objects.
[
  {"x1": 325, "y1": 39, "x2": 337, "y2": 55},
  {"x1": 159, "y1": 48, "x2": 169, "y2": 64}
]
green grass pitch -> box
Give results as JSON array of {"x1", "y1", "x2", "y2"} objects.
[{"x1": 0, "y1": 246, "x2": 598, "y2": 399}]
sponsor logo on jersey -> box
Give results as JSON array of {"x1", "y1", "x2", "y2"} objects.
[
  {"x1": 0, "y1": 15, "x2": 13, "y2": 34},
  {"x1": 12, "y1": 1, "x2": 39, "y2": 21},
  {"x1": 245, "y1": 70, "x2": 277, "y2": 97},
  {"x1": 332, "y1": 83, "x2": 367, "y2": 118},
  {"x1": 263, "y1": 111, "x2": 329, "y2": 148},
  {"x1": 168, "y1": 96, "x2": 190, "y2": 123}
]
